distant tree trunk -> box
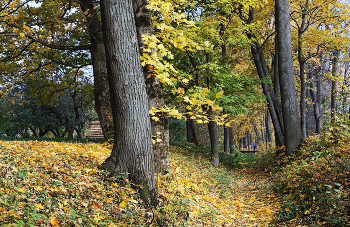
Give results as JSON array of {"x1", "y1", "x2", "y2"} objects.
[
  {"x1": 276, "y1": 0, "x2": 301, "y2": 155},
  {"x1": 342, "y1": 68, "x2": 349, "y2": 113},
  {"x1": 229, "y1": 127, "x2": 234, "y2": 151},
  {"x1": 133, "y1": 0, "x2": 169, "y2": 174},
  {"x1": 29, "y1": 126, "x2": 38, "y2": 137},
  {"x1": 224, "y1": 125, "x2": 230, "y2": 155},
  {"x1": 99, "y1": 0, "x2": 156, "y2": 206},
  {"x1": 206, "y1": 106, "x2": 219, "y2": 166},
  {"x1": 254, "y1": 125, "x2": 259, "y2": 143},
  {"x1": 80, "y1": 0, "x2": 114, "y2": 140},
  {"x1": 331, "y1": 50, "x2": 340, "y2": 121},
  {"x1": 266, "y1": 112, "x2": 272, "y2": 143},
  {"x1": 186, "y1": 112, "x2": 198, "y2": 145},
  {"x1": 309, "y1": 66, "x2": 322, "y2": 133}
]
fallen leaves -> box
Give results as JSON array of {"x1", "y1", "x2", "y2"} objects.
[
  {"x1": 0, "y1": 139, "x2": 283, "y2": 226},
  {"x1": 156, "y1": 146, "x2": 282, "y2": 226}
]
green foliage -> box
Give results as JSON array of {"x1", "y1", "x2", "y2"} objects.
[{"x1": 168, "y1": 117, "x2": 187, "y2": 142}]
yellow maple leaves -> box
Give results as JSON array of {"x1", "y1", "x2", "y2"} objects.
[
  {"x1": 34, "y1": 203, "x2": 44, "y2": 209},
  {"x1": 50, "y1": 217, "x2": 60, "y2": 226}
]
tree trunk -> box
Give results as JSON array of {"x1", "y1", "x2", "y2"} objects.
[
  {"x1": 297, "y1": 3, "x2": 308, "y2": 139},
  {"x1": 80, "y1": 0, "x2": 114, "y2": 140},
  {"x1": 266, "y1": 112, "x2": 272, "y2": 143},
  {"x1": 249, "y1": 40, "x2": 284, "y2": 146},
  {"x1": 99, "y1": 0, "x2": 156, "y2": 206},
  {"x1": 229, "y1": 127, "x2": 234, "y2": 152},
  {"x1": 276, "y1": 0, "x2": 301, "y2": 155},
  {"x1": 224, "y1": 125, "x2": 230, "y2": 155},
  {"x1": 309, "y1": 65, "x2": 322, "y2": 133},
  {"x1": 186, "y1": 112, "x2": 198, "y2": 145},
  {"x1": 207, "y1": 106, "x2": 219, "y2": 167},
  {"x1": 29, "y1": 126, "x2": 38, "y2": 137},
  {"x1": 342, "y1": 68, "x2": 348, "y2": 113},
  {"x1": 132, "y1": 0, "x2": 169, "y2": 174},
  {"x1": 331, "y1": 50, "x2": 340, "y2": 121}
]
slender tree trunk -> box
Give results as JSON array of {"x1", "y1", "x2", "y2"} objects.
[
  {"x1": 99, "y1": 0, "x2": 156, "y2": 206},
  {"x1": 266, "y1": 112, "x2": 272, "y2": 143},
  {"x1": 342, "y1": 68, "x2": 348, "y2": 113},
  {"x1": 273, "y1": 36, "x2": 284, "y2": 147},
  {"x1": 186, "y1": 112, "x2": 198, "y2": 145},
  {"x1": 132, "y1": 0, "x2": 169, "y2": 173},
  {"x1": 331, "y1": 50, "x2": 340, "y2": 121},
  {"x1": 224, "y1": 125, "x2": 230, "y2": 155},
  {"x1": 276, "y1": 0, "x2": 301, "y2": 155},
  {"x1": 29, "y1": 126, "x2": 38, "y2": 137},
  {"x1": 207, "y1": 106, "x2": 219, "y2": 166},
  {"x1": 309, "y1": 67, "x2": 322, "y2": 134},
  {"x1": 229, "y1": 127, "x2": 234, "y2": 152},
  {"x1": 297, "y1": 3, "x2": 308, "y2": 139},
  {"x1": 249, "y1": 41, "x2": 284, "y2": 146},
  {"x1": 254, "y1": 125, "x2": 259, "y2": 143},
  {"x1": 80, "y1": 0, "x2": 114, "y2": 140},
  {"x1": 244, "y1": 9, "x2": 284, "y2": 145}
]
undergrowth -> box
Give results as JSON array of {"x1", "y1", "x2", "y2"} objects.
[{"x1": 255, "y1": 115, "x2": 350, "y2": 226}]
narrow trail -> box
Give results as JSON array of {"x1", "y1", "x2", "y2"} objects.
[{"x1": 157, "y1": 145, "x2": 282, "y2": 226}]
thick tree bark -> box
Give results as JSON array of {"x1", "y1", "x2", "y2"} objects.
[
  {"x1": 276, "y1": 0, "x2": 301, "y2": 155},
  {"x1": 80, "y1": 0, "x2": 114, "y2": 140},
  {"x1": 99, "y1": 0, "x2": 156, "y2": 206},
  {"x1": 132, "y1": 0, "x2": 169, "y2": 174},
  {"x1": 331, "y1": 50, "x2": 340, "y2": 121},
  {"x1": 207, "y1": 106, "x2": 219, "y2": 166},
  {"x1": 186, "y1": 112, "x2": 198, "y2": 145}
]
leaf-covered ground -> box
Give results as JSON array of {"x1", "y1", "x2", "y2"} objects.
[{"x1": 0, "y1": 140, "x2": 282, "y2": 226}]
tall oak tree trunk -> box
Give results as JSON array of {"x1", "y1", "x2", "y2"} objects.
[{"x1": 99, "y1": 0, "x2": 156, "y2": 206}]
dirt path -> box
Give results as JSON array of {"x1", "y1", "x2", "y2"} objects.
[{"x1": 157, "y1": 146, "x2": 282, "y2": 226}]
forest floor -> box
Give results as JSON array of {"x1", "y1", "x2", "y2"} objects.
[{"x1": 0, "y1": 136, "x2": 349, "y2": 226}]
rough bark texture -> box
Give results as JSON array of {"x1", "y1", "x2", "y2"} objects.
[
  {"x1": 186, "y1": 112, "x2": 198, "y2": 145},
  {"x1": 276, "y1": 0, "x2": 301, "y2": 155},
  {"x1": 331, "y1": 50, "x2": 340, "y2": 121},
  {"x1": 207, "y1": 106, "x2": 219, "y2": 167},
  {"x1": 133, "y1": 0, "x2": 169, "y2": 174},
  {"x1": 99, "y1": 0, "x2": 155, "y2": 206},
  {"x1": 80, "y1": 0, "x2": 114, "y2": 140}
]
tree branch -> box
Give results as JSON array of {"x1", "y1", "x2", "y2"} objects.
[{"x1": 0, "y1": 32, "x2": 91, "y2": 50}]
